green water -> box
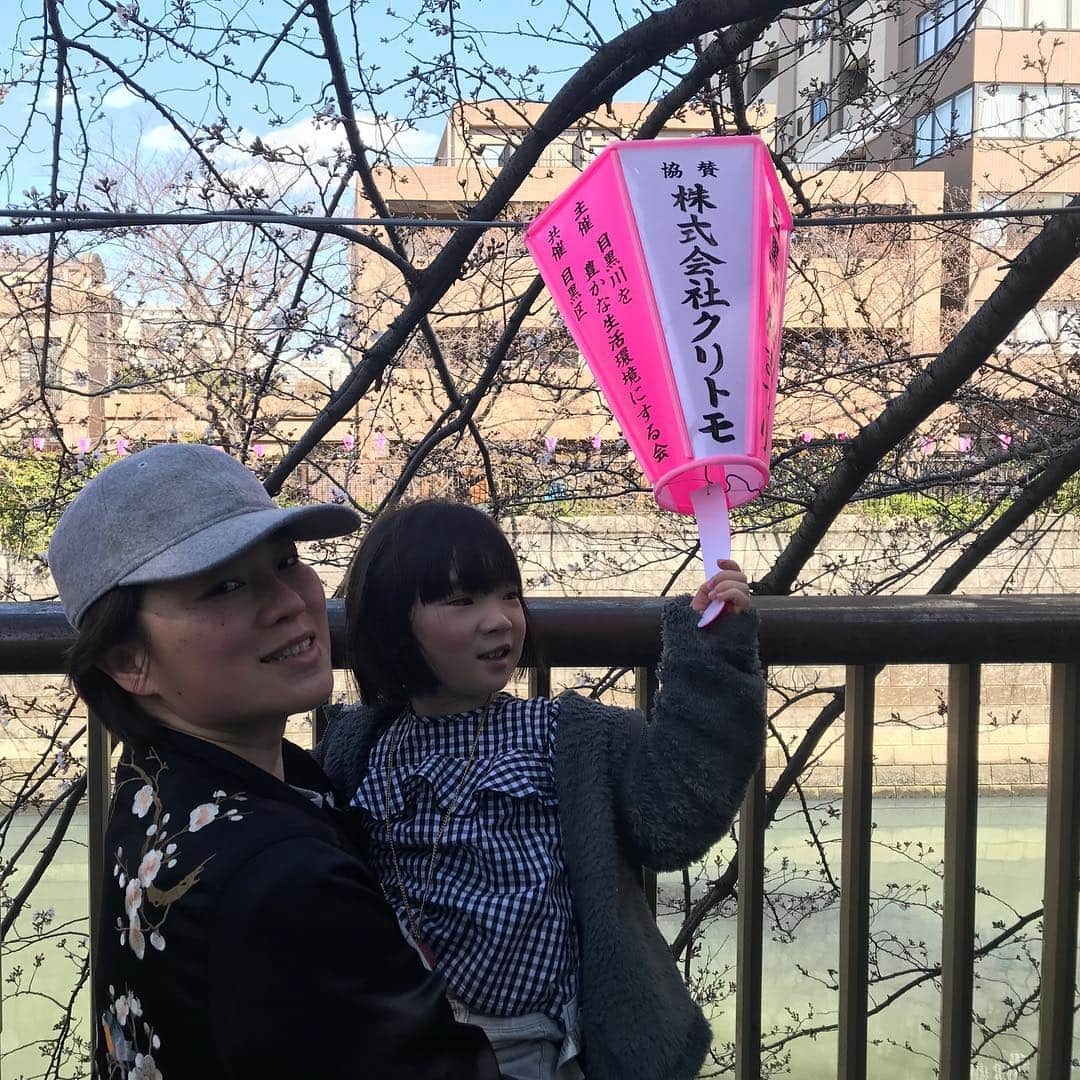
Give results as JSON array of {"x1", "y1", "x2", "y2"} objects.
[{"x1": 2, "y1": 798, "x2": 1063, "y2": 1078}]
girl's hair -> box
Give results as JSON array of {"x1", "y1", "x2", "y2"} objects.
[
  {"x1": 345, "y1": 500, "x2": 529, "y2": 707},
  {"x1": 66, "y1": 585, "x2": 161, "y2": 744}
]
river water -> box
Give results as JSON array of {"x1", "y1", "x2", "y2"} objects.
[{"x1": 2, "y1": 796, "x2": 1061, "y2": 1078}]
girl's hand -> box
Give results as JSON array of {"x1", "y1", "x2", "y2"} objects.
[{"x1": 691, "y1": 559, "x2": 752, "y2": 616}]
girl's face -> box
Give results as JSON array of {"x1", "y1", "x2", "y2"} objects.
[
  {"x1": 409, "y1": 581, "x2": 525, "y2": 715},
  {"x1": 109, "y1": 535, "x2": 333, "y2": 745}
]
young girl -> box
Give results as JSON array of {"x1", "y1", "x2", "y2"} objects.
[
  {"x1": 317, "y1": 499, "x2": 766, "y2": 1080},
  {"x1": 48, "y1": 447, "x2": 498, "y2": 1080}
]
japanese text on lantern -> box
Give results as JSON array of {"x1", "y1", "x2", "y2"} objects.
[
  {"x1": 548, "y1": 199, "x2": 670, "y2": 465},
  {"x1": 664, "y1": 160, "x2": 735, "y2": 446}
]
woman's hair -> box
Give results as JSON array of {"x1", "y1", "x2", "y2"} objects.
[
  {"x1": 345, "y1": 500, "x2": 529, "y2": 707},
  {"x1": 66, "y1": 585, "x2": 161, "y2": 744}
]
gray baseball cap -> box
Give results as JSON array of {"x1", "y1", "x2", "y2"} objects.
[{"x1": 48, "y1": 443, "x2": 361, "y2": 628}]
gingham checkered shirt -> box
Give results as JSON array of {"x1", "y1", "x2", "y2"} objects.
[{"x1": 351, "y1": 694, "x2": 580, "y2": 1020}]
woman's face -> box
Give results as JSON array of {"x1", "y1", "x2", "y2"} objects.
[{"x1": 123, "y1": 535, "x2": 333, "y2": 742}]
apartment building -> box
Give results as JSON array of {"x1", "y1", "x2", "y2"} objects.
[
  {"x1": 761, "y1": 0, "x2": 1080, "y2": 341},
  {"x1": 353, "y1": 99, "x2": 945, "y2": 461}
]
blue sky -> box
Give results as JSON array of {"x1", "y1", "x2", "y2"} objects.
[{"x1": 0, "y1": 1, "x2": 673, "y2": 207}]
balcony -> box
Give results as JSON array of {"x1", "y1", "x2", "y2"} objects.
[{"x1": 2, "y1": 594, "x2": 1079, "y2": 1078}]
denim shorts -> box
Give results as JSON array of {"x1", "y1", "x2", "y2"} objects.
[{"x1": 450, "y1": 997, "x2": 585, "y2": 1080}]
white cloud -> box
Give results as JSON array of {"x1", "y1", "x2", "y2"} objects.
[
  {"x1": 103, "y1": 86, "x2": 139, "y2": 110},
  {"x1": 204, "y1": 114, "x2": 440, "y2": 198},
  {"x1": 140, "y1": 124, "x2": 185, "y2": 153}
]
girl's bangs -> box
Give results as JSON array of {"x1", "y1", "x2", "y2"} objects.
[{"x1": 414, "y1": 515, "x2": 520, "y2": 603}]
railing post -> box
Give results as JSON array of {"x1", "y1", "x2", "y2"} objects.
[
  {"x1": 735, "y1": 758, "x2": 766, "y2": 1080},
  {"x1": 528, "y1": 664, "x2": 551, "y2": 699},
  {"x1": 838, "y1": 665, "x2": 875, "y2": 1080},
  {"x1": 635, "y1": 665, "x2": 658, "y2": 917},
  {"x1": 86, "y1": 711, "x2": 112, "y2": 1058},
  {"x1": 1036, "y1": 662, "x2": 1080, "y2": 1080},
  {"x1": 939, "y1": 664, "x2": 980, "y2": 1080}
]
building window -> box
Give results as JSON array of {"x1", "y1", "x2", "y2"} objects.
[
  {"x1": 811, "y1": 94, "x2": 828, "y2": 126},
  {"x1": 1008, "y1": 303, "x2": 1080, "y2": 352},
  {"x1": 977, "y1": 83, "x2": 1079, "y2": 138},
  {"x1": 980, "y1": 0, "x2": 1080, "y2": 27},
  {"x1": 18, "y1": 335, "x2": 61, "y2": 390},
  {"x1": 917, "y1": 0, "x2": 975, "y2": 64},
  {"x1": 913, "y1": 87, "x2": 973, "y2": 162},
  {"x1": 811, "y1": 1, "x2": 832, "y2": 39}
]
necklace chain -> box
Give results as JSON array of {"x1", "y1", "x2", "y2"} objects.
[{"x1": 380, "y1": 697, "x2": 492, "y2": 964}]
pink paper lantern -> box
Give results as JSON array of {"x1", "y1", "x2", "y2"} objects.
[
  {"x1": 544, "y1": 435, "x2": 559, "y2": 453},
  {"x1": 374, "y1": 432, "x2": 388, "y2": 456},
  {"x1": 800, "y1": 431, "x2": 813, "y2": 443},
  {"x1": 835, "y1": 431, "x2": 848, "y2": 441},
  {"x1": 342, "y1": 433, "x2": 355, "y2": 452},
  {"x1": 591, "y1": 434, "x2": 603, "y2": 450},
  {"x1": 32, "y1": 437, "x2": 45, "y2": 452},
  {"x1": 959, "y1": 435, "x2": 973, "y2": 453},
  {"x1": 525, "y1": 136, "x2": 792, "y2": 624},
  {"x1": 998, "y1": 433, "x2": 1012, "y2": 450},
  {"x1": 115, "y1": 437, "x2": 130, "y2": 456},
  {"x1": 77, "y1": 438, "x2": 90, "y2": 455},
  {"x1": 253, "y1": 444, "x2": 266, "y2": 459},
  {"x1": 920, "y1": 438, "x2": 936, "y2": 456}
]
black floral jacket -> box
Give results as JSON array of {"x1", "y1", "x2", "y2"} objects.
[{"x1": 95, "y1": 726, "x2": 498, "y2": 1080}]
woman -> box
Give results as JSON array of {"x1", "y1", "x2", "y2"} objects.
[{"x1": 48, "y1": 443, "x2": 498, "y2": 1080}]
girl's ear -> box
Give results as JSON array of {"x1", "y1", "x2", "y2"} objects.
[{"x1": 97, "y1": 642, "x2": 155, "y2": 698}]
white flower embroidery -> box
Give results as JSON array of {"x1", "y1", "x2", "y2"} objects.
[
  {"x1": 130, "y1": 1051, "x2": 163, "y2": 1080},
  {"x1": 150, "y1": 930, "x2": 166, "y2": 952},
  {"x1": 114, "y1": 994, "x2": 130, "y2": 1025},
  {"x1": 137, "y1": 850, "x2": 163, "y2": 888},
  {"x1": 128, "y1": 994, "x2": 142, "y2": 1018},
  {"x1": 132, "y1": 785, "x2": 154, "y2": 819},
  {"x1": 124, "y1": 879, "x2": 143, "y2": 921},
  {"x1": 128, "y1": 919, "x2": 146, "y2": 960},
  {"x1": 188, "y1": 802, "x2": 219, "y2": 832}
]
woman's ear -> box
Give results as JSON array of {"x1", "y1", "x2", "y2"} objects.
[{"x1": 97, "y1": 642, "x2": 154, "y2": 697}]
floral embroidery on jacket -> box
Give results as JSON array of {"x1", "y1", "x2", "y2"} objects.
[
  {"x1": 100, "y1": 986, "x2": 163, "y2": 1079},
  {"x1": 112, "y1": 749, "x2": 247, "y2": 959}
]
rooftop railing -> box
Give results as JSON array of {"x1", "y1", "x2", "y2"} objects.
[{"x1": 2, "y1": 594, "x2": 1079, "y2": 1079}]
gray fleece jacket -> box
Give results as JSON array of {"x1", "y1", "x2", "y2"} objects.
[{"x1": 316, "y1": 599, "x2": 766, "y2": 1080}]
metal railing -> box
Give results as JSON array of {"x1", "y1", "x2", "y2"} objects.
[{"x1": 2, "y1": 594, "x2": 1079, "y2": 1080}]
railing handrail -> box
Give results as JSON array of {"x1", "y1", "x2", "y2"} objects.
[{"x1": 5, "y1": 593, "x2": 1080, "y2": 672}]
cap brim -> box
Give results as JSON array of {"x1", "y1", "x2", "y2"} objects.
[{"x1": 120, "y1": 503, "x2": 361, "y2": 587}]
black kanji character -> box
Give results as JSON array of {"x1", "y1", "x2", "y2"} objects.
[
  {"x1": 661, "y1": 161, "x2": 683, "y2": 179},
  {"x1": 584, "y1": 259, "x2": 598, "y2": 280},
  {"x1": 672, "y1": 183, "x2": 716, "y2": 214},
  {"x1": 698, "y1": 161, "x2": 717, "y2": 177},
  {"x1": 551, "y1": 240, "x2": 566, "y2": 261},
  {"x1": 609, "y1": 265, "x2": 627, "y2": 286},
  {"x1": 623, "y1": 366, "x2": 640, "y2": 385},
  {"x1": 573, "y1": 201, "x2": 588, "y2": 219},
  {"x1": 680, "y1": 245, "x2": 726, "y2": 276},
  {"x1": 560, "y1": 267, "x2": 574, "y2": 288},
  {"x1": 596, "y1": 232, "x2": 612, "y2": 254},
  {"x1": 653, "y1": 442, "x2": 670, "y2": 464},
  {"x1": 547, "y1": 225, "x2": 561, "y2": 243},
  {"x1": 618, "y1": 287, "x2": 632, "y2": 305},
  {"x1": 682, "y1": 277, "x2": 731, "y2": 311},
  {"x1": 676, "y1": 214, "x2": 718, "y2": 247},
  {"x1": 577, "y1": 215, "x2": 593, "y2": 236}
]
